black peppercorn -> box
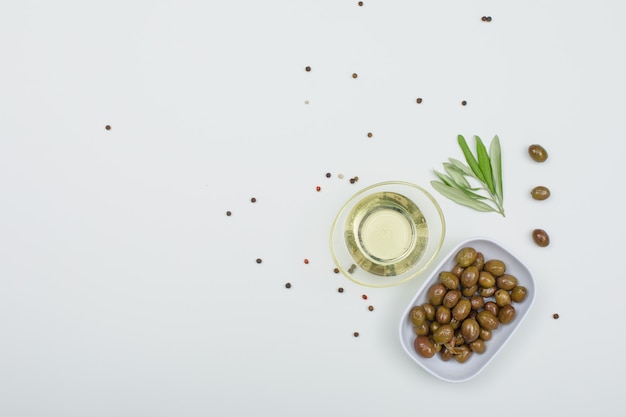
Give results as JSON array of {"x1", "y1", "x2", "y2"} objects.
[
  {"x1": 226, "y1": 211, "x2": 232, "y2": 216},
  {"x1": 305, "y1": 66, "x2": 311, "y2": 72},
  {"x1": 416, "y1": 98, "x2": 423, "y2": 104},
  {"x1": 251, "y1": 197, "x2": 257, "y2": 203},
  {"x1": 256, "y1": 258, "x2": 262, "y2": 264},
  {"x1": 285, "y1": 282, "x2": 291, "y2": 289}
]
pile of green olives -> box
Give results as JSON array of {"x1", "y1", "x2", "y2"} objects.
[{"x1": 410, "y1": 247, "x2": 528, "y2": 363}]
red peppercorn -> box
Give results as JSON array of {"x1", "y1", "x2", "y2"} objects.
[
  {"x1": 316, "y1": 186, "x2": 321, "y2": 192},
  {"x1": 362, "y1": 294, "x2": 368, "y2": 300},
  {"x1": 304, "y1": 259, "x2": 309, "y2": 264}
]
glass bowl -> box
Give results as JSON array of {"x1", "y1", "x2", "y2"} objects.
[
  {"x1": 329, "y1": 181, "x2": 445, "y2": 288},
  {"x1": 398, "y1": 237, "x2": 537, "y2": 383}
]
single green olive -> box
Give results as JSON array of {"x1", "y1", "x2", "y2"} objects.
[
  {"x1": 439, "y1": 271, "x2": 460, "y2": 290},
  {"x1": 473, "y1": 252, "x2": 485, "y2": 271},
  {"x1": 528, "y1": 144, "x2": 548, "y2": 162},
  {"x1": 479, "y1": 286, "x2": 496, "y2": 298},
  {"x1": 443, "y1": 289, "x2": 462, "y2": 309},
  {"x1": 410, "y1": 305, "x2": 427, "y2": 326},
  {"x1": 451, "y1": 263, "x2": 465, "y2": 277},
  {"x1": 428, "y1": 282, "x2": 447, "y2": 306},
  {"x1": 452, "y1": 298, "x2": 472, "y2": 321},
  {"x1": 470, "y1": 295, "x2": 485, "y2": 310},
  {"x1": 461, "y1": 317, "x2": 481, "y2": 343},
  {"x1": 477, "y1": 310, "x2": 499, "y2": 330},
  {"x1": 479, "y1": 327, "x2": 492, "y2": 341},
  {"x1": 436, "y1": 305, "x2": 452, "y2": 324},
  {"x1": 495, "y1": 289, "x2": 512, "y2": 307},
  {"x1": 433, "y1": 324, "x2": 455, "y2": 344},
  {"x1": 462, "y1": 284, "x2": 478, "y2": 298},
  {"x1": 440, "y1": 347, "x2": 454, "y2": 362},
  {"x1": 510, "y1": 286, "x2": 528, "y2": 303},
  {"x1": 461, "y1": 265, "x2": 479, "y2": 288},
  {"x1": 484, "y1": 260, "x2": 506, "y2": 277},
  {"x1": 414, "y1": 335, "x2": 436, "y2": 358},
  {"x1": 478, "y1": 271, "x2": 496, "y2": 288},
  {"x1": 497, "y1": 274, "x2": 518, "y2": 291},
  {"x1": 498, "y1": 304, "x2": 516, "y2": 324},
  {"x1": 470, "y1": 339, "x2": 486, "y2": 354},
  {"x1": 484, "y1": 301, "x2": 499, "y2": 317},
  {"x1": 430, "y1": 321, "x2": 441, "y2": 333},
  {"x1": 532, "y1": 229, "x2": 550, "y2": 247},
  {"x1": 531, "y1": 185, "x2": 551, "y2": 200},
  {"x1": 413, "y1": 321, "x2": 430, "y2": 336},
  {"x1": 456, "y1": 247, "x2": 478, "y2": 267},
  {"x1": 422, "y1": 303, "x2": 436, "y2": 321}
]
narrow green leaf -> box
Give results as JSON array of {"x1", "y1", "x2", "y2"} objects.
[
  {"x1": 457, "y1": 135, "x2": 485, "y2": 182},
  {"x1": 474, "y1": 135, "x2": 495, "y2": 194},
  {"x1": 433, "y1": 170, "x2": 455, "y2": 187},
  {"x1": 431, "y1": 181, "x2": 497, "y2": 213},
  {"x1": 443, "y1": 162, "x2": 471, "y2": 188},
  {"x1": 434, "y1": 171, "x2": 488, "y2": 200},
  {"x1": 490, "y1": 135, "x2": 503, "y2": 205},
  {"x1": 448, "y1": 158, "x2": 474, "y2": 177}
]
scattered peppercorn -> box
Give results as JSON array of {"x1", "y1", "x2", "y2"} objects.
[
  {"x1": 338, "y1": 287, "x2": 344, "y2": 293},
  {"x1": 304, "y1": 100, "x2": 310, "y2": 105},
  {"x1": 338, "y1": 173, "x2": 344, "y2": 179},
  {"x1": 251, "y1": 197, "x2": 257, "y2": 203},
  {"x1": 333, "y1": 268, "x2": 340, "y2": 273},
  {"x1": 416, "y1": 98, "x2": 423, "y2": 104},
  {"x1": 285, "y1": 282, "x2": 292, "y2": 289},
  {"x1": 487, "y1": 16, "x2": 492, "y2": 22},
  {"x1": 349, "y1": 178, "x2": 355, "y2": 184},
  {"x1": 226, "y1": 211, "x2": 232, "y2": 216},
  {"x1": 305, "y1": 66, "x2": 311, "y2": 72},
  {"x1": 316, "y1": 186, "x2": 321, "y2": 192},
  {"x1": 352, "y1": 73, "x2": 358, "y2": 79},
  {"x1": 553, "y1": 313, "x2": 559, "y2": 319},
  {"x1": 353, "y1": 332, "x2": 360, "y2": 337},
  {"x1": 353, "y1": 176, "x2": 359, "y2": 182},
  {"x1": 461, "y1": 100, "x2": 467, "y2": 106},
  {"x1": 368, "y1": 305, "x2": 374, "y2": 311},
  {"x1": 105, "y1": 125, "x2": 111, "y2": 130},
  {"x1": 358, "y1": 1, "x2": 363, "y2": 6},
  {"x1": 367, "y1": 132, "x2": 373, "y2": 138},
  {"x1": 325, "y1": 172, "x2": 331, "y2": 178},
  {"x1": 362, "y1": 294, "x2": 368, "y2": 300},
  {"x1": 481, "y1": 16, "x2": 487, "y2": 21},
  {"x1": 256, "y1": 258, "x2": 262, "y2": 264},
  {"x1": 304, "y1": 259, "x2": 309, "y2": 264}
]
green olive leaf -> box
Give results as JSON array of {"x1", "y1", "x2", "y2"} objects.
[
  {"x1": 474, "y1": 135, "x2": 495, "y2": 195},
  {"x1": 430, "y1": 181, "x2": 497, "y2": 213},
  {"x1": 443, "y1": 162, "x2": 471, "y2": 188},
  {"x1": 490, "y1": 135, "x2": 503, "y2": 205},
  {"x1": 457, "y1": 135, "x2": 485, "y2": 183},
  {"x1": 448, "y1": 158, "x2": 474, "y2": 177}
]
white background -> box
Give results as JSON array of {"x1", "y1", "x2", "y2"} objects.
[{"x1": 1, "y1": 1, "x2": 625, "y2": 416}]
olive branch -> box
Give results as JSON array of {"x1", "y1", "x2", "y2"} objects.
[{"x1": 431, "y1": 135, "x2": 505, "y2": 217}]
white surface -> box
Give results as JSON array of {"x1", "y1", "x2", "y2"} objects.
[
  {"x1": 399, "y1": 237, "x2": 537, "y2": 383},
  {"x1": 1, "y1": 1, "x2": 625, "y2": 416}
]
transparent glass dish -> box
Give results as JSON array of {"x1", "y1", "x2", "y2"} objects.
[{"x1": 329, "y1": 181, "x2": 445, "y2": 288}]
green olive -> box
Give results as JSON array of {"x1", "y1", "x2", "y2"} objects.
[
  {"x1": 495, "y1": 289, "x2": 512, "y2": 307},
  {"x1": 473, "y1": 252, "x2": 485, "y2": 271},
  {"x1": 410, "y1": 305, "x2": 427, "y2": 326},
  {"x1": 428, "y1": 283, "x2": 447, "y2": 306},
  {"x1": 413, "y1": 321, "x2": 430, "y2": 336},
  {"x1": 531, "y1": 185, "x2": 551, "y2": 200},
  {"x1": 454, "y1": 345, "x2": 472, "y2": 363},
  {"x1": 433, "y1": 324, "x2": 455, "y2": 344},
  {"x1": 477, "y1": 310, "x2": 499, "y2": 330},
  {"x1": 451, "y1": 263, "x2": 464, "y2": 277},
  {"x1": 452, "y1": 298, "x2": 472, "y2": 321},
  {"x1": 479, "y1": 327, "x2": 492, "y2": 341},
  {"x1": 478, "y1": 286, "x2": 496, "y2": 298},
  {"x1": 478, "y1": 271, "x2": 496, "y2": 288},
  {"x1": 414, "y1": 335, "x2": 436, "y2": 358},
  {"x1": 484, "y1": 260, "x2": 506, "y2": 276},
  {"x1": 439, "y1": 271, "x2": 460, "y2": 290},
  {"x1": 430, "y1": 321, "x2": 441, "y2": 333},
  {"x1": 436, "y1": 305, "x2": 451, "y2": 324},
  {"x1": 422, "y1": 303, "x2": 436, "y2": 321},
  {"x1": 510, "y1": 286, "x2": 528, "y2": 303},
  {"x1": 456, "y1": 247, "x2": 477, "y2": 267},
  {"x1": 528, "y1": 144, "x2": 548, "y2": 162},
  {"x1": 498, "y1": 304, "x2": 516, "y2": 324},
  {"x1": 461, "y1": 265, "x2": 479, "y2": 288},
  {"x1": 440, "y1": 347, "x2": 454, "y2": 361},
  {"x1": 484, "y1": 301, "x2": 499, "y2": 317},
  {"x1": 462, "y1": 284, "x2": 478, "y2": 297},
  {"x1": 461, "y1": 317, "x2": 480, "y2": 343},
  {"x1": 532, "y1": 229, "x2": 550, "y2": 247},
  {"x1": 443, "y1": 289, "x2": 461, "y2": 309},
  {"x1": 497, "y1": 274, "x2": 518, "y2": 291},
  {"x1": 470, "y1": 339, "x2": 486, "y2": 354},
  {"x1": 470, "y1": 295, "x2": 485, "y2": 310}
]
